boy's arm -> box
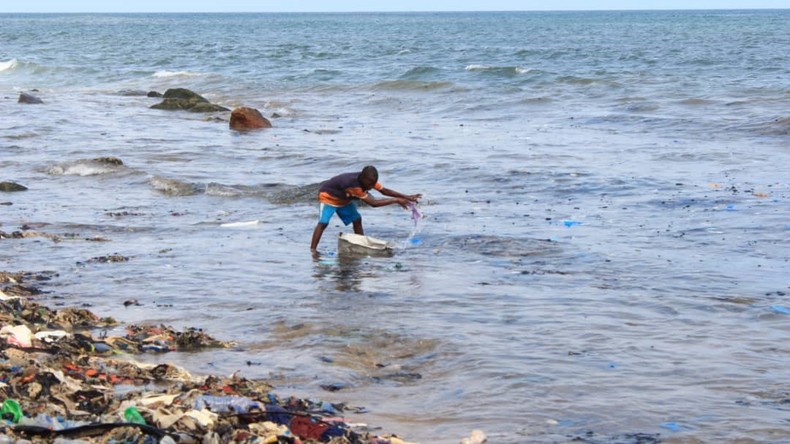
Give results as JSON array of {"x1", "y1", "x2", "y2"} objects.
[
  {"x1": 378, "y1": 187, "x2": 422, "y2": 202},
  {"x1": 360, "y1": 193, "x2": 409, "y2": 209}
]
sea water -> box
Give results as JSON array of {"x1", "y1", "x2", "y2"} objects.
[{"x1": 1, "y1": 10, "x2": 789, "y2": 443}]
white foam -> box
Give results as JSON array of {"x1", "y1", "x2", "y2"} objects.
[
  {"x1": 148, "y1": 176, "x2": 197, "y2": 196},
  {"x1": 220, "y1": 220, "x2": 260, "y2": 228},
  {"x1": 0, "y1": 59, "x2": 18, "y2": 72},
  {"x1": 465, "y1": 64, "x2": 490, "y2": 71},
  {"x1": 47, "y1": 161, "x2": 122, "y2": 176},
  {"x1": 152, "y1": 70, "x2": 203, "y2": 78}
]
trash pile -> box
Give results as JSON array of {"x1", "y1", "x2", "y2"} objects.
[{"x1": 1, "y1": 270, "x2": 417, "y2": 444}]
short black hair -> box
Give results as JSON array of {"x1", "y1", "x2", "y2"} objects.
[{"x1": 360, "y1": 165, "x2": 378, "y2": 183}]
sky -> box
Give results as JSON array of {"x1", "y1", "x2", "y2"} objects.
[{"x1": 0, "y1": 1, "x2": 787, "y2": 13}]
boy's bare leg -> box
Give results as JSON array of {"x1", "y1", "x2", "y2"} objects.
[
  {"x1": 352, "y1": 218, "x2": 364, "y2": 235},
  {"x1": 311, "y1": 223, "x2": 328, "y2": 251}
]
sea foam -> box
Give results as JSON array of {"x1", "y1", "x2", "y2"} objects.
[
  {"x1": 0, "y1": 59, "x2": 19, "y2": 72},
  {"x1": 153, "y1": 70, "x2": 203, "y2": 78}
]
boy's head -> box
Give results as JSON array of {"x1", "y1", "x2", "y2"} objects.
[{"x1": 359, "y1": 165, "x2": 378, "y2": 190}]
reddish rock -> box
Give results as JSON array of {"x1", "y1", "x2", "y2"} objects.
[{"x1": 229, "y1": 107, "x2": 272, "y2": 131}]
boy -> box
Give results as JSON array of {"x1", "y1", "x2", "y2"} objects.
[{"x1": 310, "y1": 165, "x2": 421, "y2": 251}]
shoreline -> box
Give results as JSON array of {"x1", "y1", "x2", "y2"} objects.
[{"x1": 0, "y1": 269, "x2": 421, "y2": 444}]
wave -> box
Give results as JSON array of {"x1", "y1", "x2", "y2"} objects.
[
  {"x1": 152, "y1": 70, "x2": 205, "y2": 78},
  {"x1": 149, "y1": 176, "x2": 199, "y2": 196},
  {"x1": 401, "y1": 66, "x2": 441, "y2": 79},
  {"x1": 371, "y1": 80, "x2": 454, "y2": 91},
  {"x1": 46, "y1": 158, "x2": 128, "y2": 176},
  {"x1": 0, "y1": 59, "x2": 18, "y2": 72},
  {"x1": 204, "y1": 182, "x2": 272, "y2": 198},
  {"x1": 465, "y1": 64, "x2": 535, "y2": 75}
]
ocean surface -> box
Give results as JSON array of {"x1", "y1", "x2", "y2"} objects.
[{"x1": 1, "y1": 10, "x2": 789, "y2": 443}]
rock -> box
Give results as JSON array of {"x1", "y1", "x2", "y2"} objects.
[
  {"x1": 0, "y1": 181, "x2": 27, "y2": 192},
  {"x1": 162, "y1": 88, "x2": 207, "y2": 101},
  {"x1": 150, "y1": 88, "x2": 229, "y2": 112},
  {"x1": 147, "y1": 90, "x2": 163, "y2": 98},
  {"x1": 18, "y1": 92, "x2": 43, "y2": 104},
  {"x1": 92, "y1": 156, "x2": 124, "y2": 166},
  {"x1": 229, "y1": 107, "x2": 272, "y2": 131}
]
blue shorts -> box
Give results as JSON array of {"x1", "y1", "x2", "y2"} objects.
[{"x1": 318, "y1": 202, "x2": 361, "y2": 225}]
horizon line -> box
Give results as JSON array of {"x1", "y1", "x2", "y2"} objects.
[{"x1": 2, "y1": 7, "x2": 788, "y2": 13}]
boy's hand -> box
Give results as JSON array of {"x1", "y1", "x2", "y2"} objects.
[
  {"x1": 406, "y1": 194, "x2": 422, "y2": 202},
  {"x1": 396, "y1": 197, "x2": 410, "y2": 209}
]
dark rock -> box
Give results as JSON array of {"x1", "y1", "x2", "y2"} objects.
[
  {"x1": 0, "y1": 181, "x2": 27, "y2": 192},
  {"x1": 18, "y1": 92, "x2": 43, "y2": 104},
  {"x1": 229, "y1": 107, "x2": 272, "y2": 131},
  {"x1": 147, "y1": 91, "x2": 163, "y2": 98},
  {"x1": 163, "y1": 88, "x2": 208, "y2": 101},
  {"x1": 150, "y1": 88, "x2": 229, "y2": 113},
  {"x1": 92, "y1": 157, "x2": 124, "y2": 166}
]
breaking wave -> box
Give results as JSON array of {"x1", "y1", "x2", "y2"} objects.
[
  {"x1": 152, "y1": 70, "x2": 204, "y2": 78},
  {"x1": 47, "y1": 158, "x2": 128, "y2": 176},
  {"x1": 148, "y1": 176, "x2": 199, "y2": 196},
  {"x1": 0, "y1": 59, "x2": 18, "y2": 72},
  {"x1": 465, "y1": 64, "x2": 534, "y2": 75}
]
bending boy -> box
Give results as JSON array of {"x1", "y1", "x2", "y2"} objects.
[{"x1": 310, "y1": 165, "x2": 421, "y2": 251}]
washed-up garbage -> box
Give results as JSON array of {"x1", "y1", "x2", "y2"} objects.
[{"x1": 1, "y1": 270, "x2": 419, "y2": 443}]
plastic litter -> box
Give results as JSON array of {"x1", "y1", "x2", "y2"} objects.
[
  {"x1": 0, "y1": 270, "x2": 421, "y2": 444},
  {"x1": 0, "y1": 324, "x2": 33, "y2": 348},
  {"x1": 660, "y1": 421, "x2": 682, "y2": 432},
  {"x1": 407, "y1": 201, "x2": 422, "y2": 227},
  {"x1": 193, "y1": 395, "x2": 260, "y2": 414},
  {"x1": 124, "y1": 406, "x2": 147, "y2": 425},
  {"x1": 563, "y1": 220, "x2": 582, "y2": 227},
  {"x1": 1, "y1": 399, "x2": 22, "y2": 423},
  {"x1": 770, "y1": 305, "x2": 790, "y2": 315}
]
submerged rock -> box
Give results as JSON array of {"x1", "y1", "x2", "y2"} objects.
[
  {"x1": 18, "y1": 92, "x2": 43, "y2": 104},
  {"x1": 92, "y1": 156, "x2": 124, "y2": 166},
  {"x1": 150, "y1": 88, "x2": 229, "y2": 113},
  {"x1": 229, "y1": 107, "x2": 272, "y2": 131}
]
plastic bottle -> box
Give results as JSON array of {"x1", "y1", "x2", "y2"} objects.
[
  {"x1": 193, "y1": 395, "x2": 260, "y2": 414},
  {"x1": 1, "y1": 399, "x2": 22, "y2": 423},
  {"x1": 124, "y1": 406, "x2": 146, "y2": 425}
]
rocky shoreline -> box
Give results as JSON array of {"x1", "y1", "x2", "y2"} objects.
[{"x1": 0, "y1": 270, "x2": 421, "y2": 444}]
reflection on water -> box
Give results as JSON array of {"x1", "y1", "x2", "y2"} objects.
[{"x1": 313, "y1": 252, "x2": 368, "y2": 293}]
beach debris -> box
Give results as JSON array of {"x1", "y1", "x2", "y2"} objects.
[
  {"x1": 407, "y1": 201, "x2": 422, "y2": 227},
  {"x1": 230, "y1": 106, "x2": 272, "y2": 130},
  {"x1": 0, "y1": 270, "x2": 419, "y2": 443},
  {"x1": 150, "y1": 88, "x2": 229, "y2": 113},
  {"x1": 770, "y1": 305, "x2": 790, "y2": 315}
]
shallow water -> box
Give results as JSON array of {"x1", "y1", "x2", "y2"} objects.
[{"x1": 2, "y1": 10, "x2": 789, "y2": 443}]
